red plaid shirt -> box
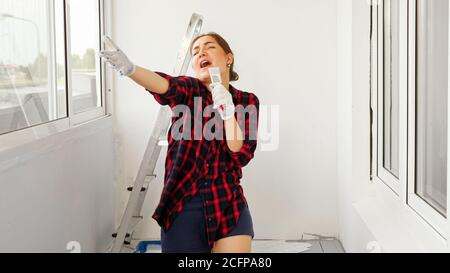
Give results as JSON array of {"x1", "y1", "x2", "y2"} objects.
[{"x1": 146, "y1": 72, "x2": 259, "y2": 249}]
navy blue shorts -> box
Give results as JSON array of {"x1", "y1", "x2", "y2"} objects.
[{"x1": 160, "y1": 194, "x2": 254, "y2": 253}]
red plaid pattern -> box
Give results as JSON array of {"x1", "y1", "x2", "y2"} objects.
[{"x1": 147, "y1": 72, "x2": 259, "y2": 249}]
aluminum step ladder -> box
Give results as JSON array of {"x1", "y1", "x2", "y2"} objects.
[{"x1": 111, "y1": 13, "x2": 203, "y2": 253}]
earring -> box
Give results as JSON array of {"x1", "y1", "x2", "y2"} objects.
[{"x1": 227, "y1": 64, "x2": 231, "y2": 68}]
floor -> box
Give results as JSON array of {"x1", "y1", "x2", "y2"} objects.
[
  {"x1": 124, "y1": 235, "x2": 345, "y2": 253},
  {"x1": 296, "y1": 239, "x2": 345, "y2": 253},
  {"x1": 251, "y1": 238, "x2": 344, "y2": 253}
]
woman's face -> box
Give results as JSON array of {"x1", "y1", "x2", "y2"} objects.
[{"x1": 191, "y1": 36, "x2": 233, "y2": 85}]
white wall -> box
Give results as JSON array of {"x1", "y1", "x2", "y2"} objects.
[
  {"x1": 0, "y1": 118, "x2": 114, "y2": 253},
  {"x1": 337, "y1": 0, "x2": 376, "y2": 253},
  {"x1": 112, "y1": 0, "x2": 339, "y2": 240}
]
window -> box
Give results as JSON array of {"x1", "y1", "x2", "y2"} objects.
[
  {"x1": 374, "y1": 0, "x2": 401, "y2": 193},
  {"x1": 383, "y1": 0, "x2": 400, "y2": 179},
  {"x1": 67, "y1": 0, "x2": 102, "y2": 114},
  {"x1": 414, "y1": 0, "x2": 448, "y2": 217},
  {"x1": 408, "y1": 0, "x2": 448, "y2": 235},
  {"x1": 372, "y1": 0, "x2": 449, "y2": 237},
  {"x1": 0, "y1": 0, "x2": 106, "y2": 137}
]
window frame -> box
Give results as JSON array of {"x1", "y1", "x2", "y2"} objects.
[
  {"x1": 406, "y1": 0, "x2": 447, "y2": 237},
  {"x1": 0, "y1": 0, "x2": 111, "y2": 149},
  {"x1": 65, "y1": 0, "x2": 107, "y2": 126},
  {"x1": 373, "y1": 0, "x2": 401, "y2": 195},
  {"x1": 371, "y1": 0, "x2": 450, "y2": 240}
]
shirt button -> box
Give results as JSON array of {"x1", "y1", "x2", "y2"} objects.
[{"x1": 206, "y1": 163, "x2": 210, "y2": 168}]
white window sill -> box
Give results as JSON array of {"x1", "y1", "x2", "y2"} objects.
[{"x1": 353, "y1": 178, "x2": 448, "y2": 252}]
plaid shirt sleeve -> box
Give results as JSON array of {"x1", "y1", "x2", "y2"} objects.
[
  {"x1": 227, "y1": 93, "x2": 260, "y2": 168},
  {"x1": 145, "y1": 72, "x2": 192, "y2": 108}
]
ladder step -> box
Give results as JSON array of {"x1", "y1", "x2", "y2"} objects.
[
  {"x1": 127, "y1": 187, "x2": 146, "y2": 192},
  {"x1": 158, "y1": 135, "x2": 168, "y2": 146},
  {"x1": 128, "y1": 216, "x2": 143, "y2": 233},
  {"x1": 145, "y1": 174, "x2": 156, "y2": 183},
  {"x1": 126, "y1": 174, "x2": 156, "y2": 192},
  {"x1": 111, "y1": 216, "x2": 142, "y2": 244},
  {"x1": 158, "y1": 140, "x2": 169, "y2": 146},
  {"x1": 112, "y1": 233, "x2": 130, "y2": 238}
]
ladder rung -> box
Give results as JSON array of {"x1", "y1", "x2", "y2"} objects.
[
  {"x1": 144, "y1": 174, "x2": 156, "y2": 183},
  {"x1": 126, "y1": 175, "x2": 156, "y2": 192},
  {"x1": 112, "y1": 217, "x2": 142, "y2": 244},
  {"x1": 128, "y1": 216, "x2": 143, "y2": 234},
  {"x1": 127, "y1": 187, "x2": 146, "y2": 192},
  {"x1": 112, "y1": 233, "x2": 130, "y2": 238},
  {"x1": 158, "y1": 140, "x2": 168, "y2": 146}
]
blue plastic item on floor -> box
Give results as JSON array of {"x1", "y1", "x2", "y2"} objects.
[{"x1": 135, "y1": 240, "x2": 161, "y2": 253}]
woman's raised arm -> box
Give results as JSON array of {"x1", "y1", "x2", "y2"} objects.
[{"x1": 100, "y1": 36, "x2": 169, "y2": 94}]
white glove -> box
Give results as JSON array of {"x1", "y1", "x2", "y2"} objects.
[
  {"x1": 99, "y1": 36, "x2": 136, "y2": 77},
  {"x1": 210, "y1": 83, "x2": 235, "y2": 120}
]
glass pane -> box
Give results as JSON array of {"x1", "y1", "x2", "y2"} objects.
[
  {"x1": 0, "y1": 0, "x2": 66, "y2": 135},
  {"x1": 383, "y1": 0, "x2": 400, "y2": 178},
  {"x1": 68, "y1": 0, "x2": 101, "y2": 114},
  {"x1": 416, "y1": 0, "x2": 448, "y2": 216}
]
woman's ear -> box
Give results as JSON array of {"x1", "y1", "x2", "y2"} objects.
[{"x1": 227, "y1": 53, "x2": 234, "y2": 66}]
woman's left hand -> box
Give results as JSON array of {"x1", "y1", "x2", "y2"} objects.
[{"x1": 210, "y1": 83, "x2": 235, "y2": 120}]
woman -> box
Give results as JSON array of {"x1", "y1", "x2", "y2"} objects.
[{"x1": 100, "y1": 33, "x2": 259, "y2": 253}]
